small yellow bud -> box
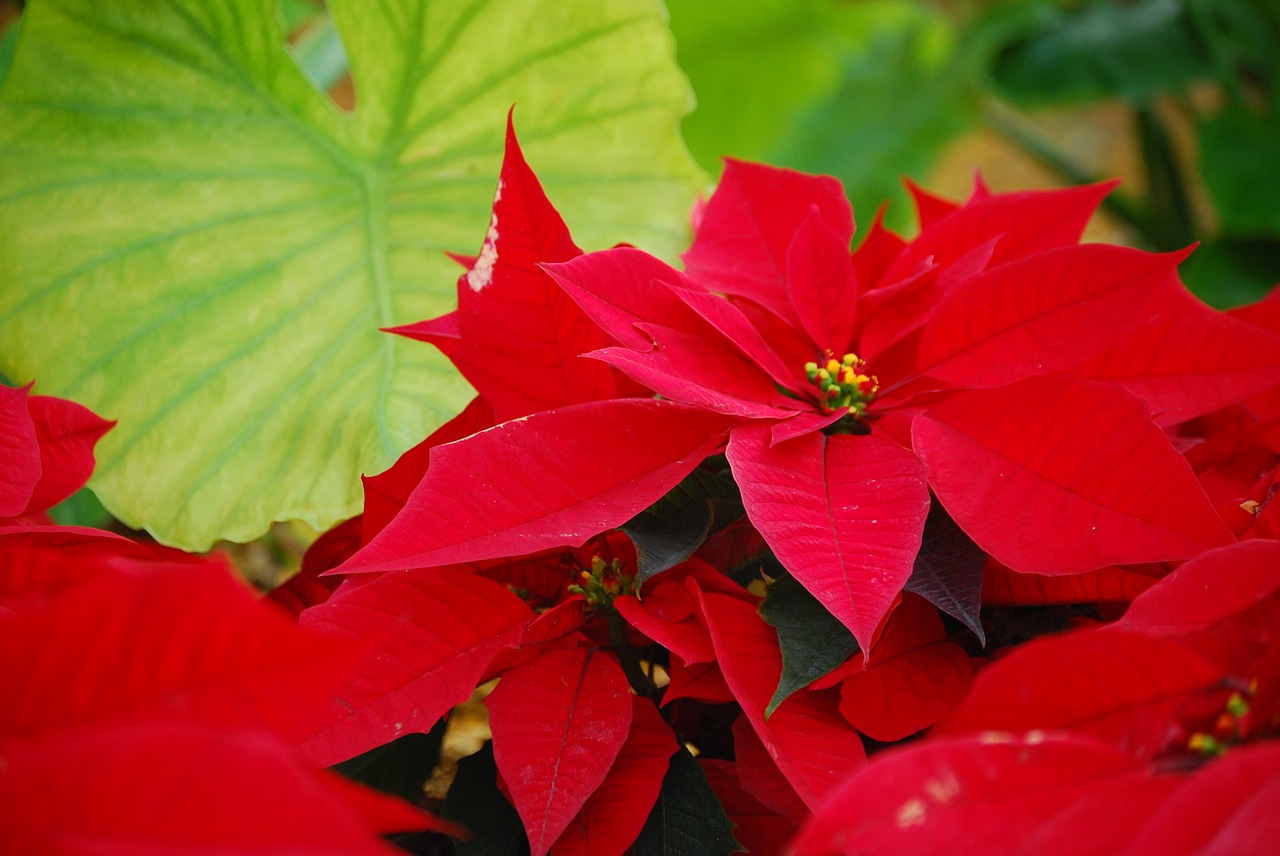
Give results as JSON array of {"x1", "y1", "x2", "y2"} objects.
[
  {"x1": 826, "y1": 358, "x2": 841, "y2": 375},
  {"x1": 804, "y1": 361, "x2": 819, "y2": 374}
]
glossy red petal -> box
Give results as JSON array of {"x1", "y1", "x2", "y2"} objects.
[
  {"x1": 838, "y1": 596, "x2": 973, "y2": 741},
  {"x1": 361, "y1": 396, "x2": 495, "y2": 543},
  {"x1": 787, "y1": 205, "x2": 859, "y2": 354},
  {"x1": 1115, "y1": 539, "x2": 1280, "y2": 672},
  {"x1": 699, "y1": 590, "x2": 867, "y2": 811},
  {"x1": 731, "y1": 714, "x2": 811, "y2": 826},
  {"x1": 21, "y1": 393, "x2": 114, "y2": 515},
  {"x1": 0, "y1": 383, "x2": 40, "y2": 517},
  {"x1": 550, "y1": 697, "x2": 678, "y2": 856},
  {"x1": 904, "y1": 178, "x2": 961, "y2": 230},
  {"x1": 337, "y1": 399, "x2": 734, "y2": 574},
  {"x1": 851, "y1": 205, "x2": 906, "y2": 291},
  {"x1": 1007, "y1": 773, "x2": 1184, "y2": 856},
  {"x1": 682, "y1": 159, "x2": 853, "y2": 324},
  {"x1": 915, "y1": 375, "x2": 1234, "y2": 574},
  {"x1": 296, "y1": 568, "x2": 533, "y2": 767},
  {"x1": 486, "y1": 648, "x2": 633, "y2": 856},
  {"x1": 935, "y1": 629, "x2": 1224, "y2": 759},
  {"x1": 881, "y1": 181, "x2": 1118, "y2": 285},
  {"x1": 1071, "y1": 302, "x2": 1280, "y2": 427},
  {"x1": 915, "y1": 245, "x2": 1184, "y2": 387},
  {"x1": 790, "y1": 734, "x2": 1145, "y2": 856},
  {"x1": 727, "y1": 423, "x2": 929, "y2": 651}
]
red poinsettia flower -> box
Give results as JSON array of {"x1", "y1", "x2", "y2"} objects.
[{"x1": 341, "y1": 137, "x2": 1279, "y2": 653}]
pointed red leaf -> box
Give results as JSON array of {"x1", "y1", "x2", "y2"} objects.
[
  {"x1": 881, "y1": 181, "x2": 1118, "y2": 285},
  {"x1": 388, "y1": 115, "x2": 618, "y2": 422},
  {"x1": 1114, "y1": 539, "x2": 1280, "y2": 672},
  {"x1": 1120, "y1": 742, "x2": 1280, "y2": 856},
  {"x1": 726, "y1": 423, "x2": 929, "y2": 651},
  {"x1": 682, "y1": 159, "x2": 853, "y2": 324},
  {"x1": 935, "y1": 629, "x2": 1224, "y2": 759},
  {"x1": 851, "y1": 205, "x2": 906, "y2": 291},
  {"x1": 787, "y1": 206, "x2": 859, "y2": 353},
  {"x1": 486, "y1": 648, "x2": 633, "y2": 856},
  {"x1": 838, "y1": 595, "x2": 973, "y2": 741},
  {"x1": 663, "y1": 657, "x2": 735, "y2": 704},
  {"x1": 0, "y1": 383, "x2": 40, "y2": 517},
  {"x1": 296, "y1": 568, "x2": 533, "y2": 766},
  {"x1": 1071, "y1": 303, "x2": 1280, "y2": 427},
  {"x1": 20, "y1": 393, "x2": 114, "y2": 516},
  {"x1": 905, "y1": 178, "x2": 961, "y2": 230},
  {"x1": 361, "y1": 395, "x2": 494, "y2": 543},
  {"x1": 338, "y1": 399, "x2": 734, "y2": 574},
  {"x1": 982, "y1": 559, "x2": 1158, "y2": 606},
  {"x1": 698, "y1": 590, "x2": 867, "y2": 810},
  {"x1": 550, "y1": 697, "x2": 678, "y2": 856},
  {"x1": 791, "y1": 734, "x2": 1145, "y2": 856},
  {"x1": 915, "y1": 245, "x2": 1184, "y2": 387},
  {"x1": 915, "y1": 375, "x2": 1234, "y2": 574}
]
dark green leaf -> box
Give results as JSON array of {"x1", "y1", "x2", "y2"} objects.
[
  {"x1": 441, "y1": 743, "x2": 529, "y2": 856},
  {"x1": 1200, "y1": 103, "x2": 1280, "y2": 237},
  {"x1": 623, "y1": 468, "x2": 742, "y2": 587},
  {"x1": 633, "y1": 748, "x2": 742, "y2": 856},
  {"x1": 47, "y1": 488, "x2": 113, "y2": 530},
  {"x1": 760, "y1": 573, "x2": 858, "y2": 717},
  {"x1": 331, "y1": 719, "x2": 446, "y2": 804},
  {"x1": 904, "y1": 502, "x2": 986, "y2": 646},
  {"x1": 989, "y1": 0, "x2": 1215, "y2": 105}
]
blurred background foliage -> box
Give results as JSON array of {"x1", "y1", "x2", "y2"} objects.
[{"x1": 1, "y1": 0, "x2": 1278, "y2": 544}]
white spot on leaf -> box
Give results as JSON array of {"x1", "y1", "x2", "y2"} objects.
[{"x1": 467, "y1": 211, "x2": 500, "y2": 292}]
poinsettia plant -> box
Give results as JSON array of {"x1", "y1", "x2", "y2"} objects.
[{"x1": 4, "y1": 112, "x2": 1280, "y2": 854}]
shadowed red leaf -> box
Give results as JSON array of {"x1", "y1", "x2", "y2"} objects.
[{"x1": 486, "y1": 648, "x2": 633, "y2": 856}]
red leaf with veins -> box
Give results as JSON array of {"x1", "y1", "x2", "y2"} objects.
[
  {"x1": 731, "y1": 714, "x2": 810, "y2": 825},
  {"x1": 726, "y1": 423, "x2": 929, "y2": 651},
  {"x1": 915, "y1": 374, "x2": 1233, "y2": 574},
  {"x1": 915, "y1": 245, "x2": 1185, "y2": 387},
  {"x1": 786, "y1": 205, "x2": 859, "y2": 353},
  {"x1": 336, "y1": 399, "x2": 734, "y2": 574},
  {"x1": 386, "y1": 115, "x2": 614, "y2": 423},
  {"x1": 838, "y1": 595, "x2": 973, "y2": 741},
  {"x1": 1114, "y1": 539, "x2": 1280, "y2": 672},
  {"x1": 981, "y1": 559, "x2": 1158, "y2": 606},
  {"x1": 790, "y1": 734, "x2": 1146, "y2": 856},
  {"x1": 360, "y1": 396, "x2": 494, "y2": 543},
  {"x1": 935, "y1": 629, "x2": 1224, "y2": 759},
  {"x1": 486, "y1": 648, "x2": 633, "y2": 856},
  {"x1": 0, "y1": 524, "x2": 156, "y2": 612},
  {"x1": 296, "y1": 568, "x2": 533, "y2": 767},
  {"x1": 698, "y1": 590, "x2": 866, "y2": 811},
  {"x1": 1071, "y1": 301, "x2": 1280, "y2": 427},
  {"x1": 879, "y1": 181, "x2": 1117, "y2": 285},
  {"x1": 550, "y1": 697, "x2": 677, "y2": 856},
  {"x1": 681, "y1": 158, "x2": 853, "y2": 325}
]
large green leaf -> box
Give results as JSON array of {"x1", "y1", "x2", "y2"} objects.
[{"x1": 0, "y1": 0, "x2": 704, "y2": 549}]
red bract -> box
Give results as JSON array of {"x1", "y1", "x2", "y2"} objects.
[
  {"x1": 0, "y1": 382, "x2": 112, "y2": 522},
  {"x1": 0, "y1": 552, "x2": 439, "y2": 852},
  {"x1": 340, "y1": 141, "x2": 1263, "y2": 654}
]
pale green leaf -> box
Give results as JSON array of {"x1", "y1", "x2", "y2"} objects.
[{"x1": 0, "y1": 0, "x2": 704, "y2": 549}]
